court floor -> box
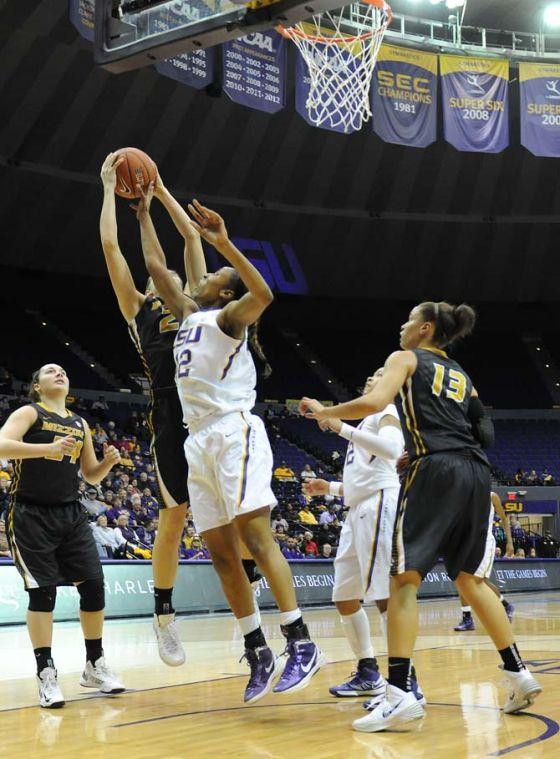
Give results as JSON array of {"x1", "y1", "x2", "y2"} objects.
[{"x1": 1, "y1": 593, "x2": 559, "y2": 758}]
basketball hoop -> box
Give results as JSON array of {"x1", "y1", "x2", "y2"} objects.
[{"x1": 278, "y1": 0, "x2": 392, "y2": 133}]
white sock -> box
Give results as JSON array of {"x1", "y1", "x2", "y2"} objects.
[
  {"x1": 279, "y1": 608, "x2": 301, "y2": 627},
  {"x1": 499, "y1": 595, "x2": 505, "y2": 602},
  {"x1": 253, "y1": 589, "x2": 261, "y2": 627},
  {"x1": 461, "y1": 606, "x2": 472, "y2": 613},
  {"x1": 340, "y1": 608, "x2": 374, "y2": 661},
  {"x1": 238, "y1": 612, "x2": 260, "y2": 636},
  {"x1": 379, "y1": 609, "x2": 387, "y2": 640}
]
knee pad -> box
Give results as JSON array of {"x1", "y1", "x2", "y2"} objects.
[
  {"x1": 28, "y1": 586, "x2": 57, "y2": 612},
  {"x1": 242, "y1": 558, "x2": 263, "y2": 585},
  {"x1": 77, "y1": 578, "x2": 105, "y2": 612}
]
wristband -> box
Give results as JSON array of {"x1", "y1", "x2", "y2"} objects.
[{"x1": 329, "y1": 481, "x2": 343, "y2": 497}]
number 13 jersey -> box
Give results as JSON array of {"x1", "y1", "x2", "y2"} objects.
[
  {"x1": 174, "y1": 309, "x2": 256, "y2": 428},
  {"x1": 395, "y1": 348, "x2": 488, "y2": 464}
]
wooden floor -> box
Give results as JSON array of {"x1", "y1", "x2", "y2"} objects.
[{"x1": 1, "y1": 593, "x2": 559, "y2": 758}]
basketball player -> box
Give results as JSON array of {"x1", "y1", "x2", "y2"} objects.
[
  {"x1": 135, "y1": 185, "x2": 324, "y2": 703},
  {"x1": 0, "y1": 364, "x2": 124, "y2": 708},
  {"x1": 100, "y1": 153, "x2": 192, "y2": 666},
  {"x1": 454, "y1": 490, "x2": 515, "y2": 631},
  {"x1": 302, "y1": 369, "x2": 404, "y2": 699},
  {"x1": 300, "y1": 301, "x2": 541, "y2": 731}
]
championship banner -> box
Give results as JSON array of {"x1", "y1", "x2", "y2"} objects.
[
  {"x1": 223, "y1": 32, "x2": 286, "y2": 114},
  {"x1": 295, "y1": 48, "x2": 360, "y2": 134},
  {"x1": 440, "y1": 55, "x2": 509, "y2": 153},
  {"x1": 371, "y1": 44, "x2": 438, "y2": 148},
  {"x1": 149, "y1": 2, "x2": 215, "y2": 90},
  {"x1": 68, "y1": 0, "x2": 95, "y2": 42},
  {"x1": 520, "y1": 63, "x2": 560, "y2": 158}
]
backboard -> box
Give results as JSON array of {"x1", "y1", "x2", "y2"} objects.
[{"x1": 94, "y1": 0, "x2": 349, "y2": 73}]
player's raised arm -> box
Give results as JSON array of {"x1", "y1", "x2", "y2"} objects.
[
  {"x1": 154, "y1": 176, "x2": 207, "y2": 294},
  {"x1": 188, "y1": 200, "x2": 273, "y2": 332},
  {"x1": 491, "y1": 491, "x2": 515, "y2": 558},
  {"x1": 134, "y1": 183, "x2": 196, "y2": 323},
  {"x1": 300, "y1": 351, "x2": 417, "y2": 422},
  {"x1": 320, "y1": 415, "x2": 403, "y2": 461},
  {"x1": 100, "y1": 153, "x2": 145, "y2": 322}
]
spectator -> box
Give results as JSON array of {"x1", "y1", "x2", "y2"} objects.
[
  {"x1": 298, "y1": 504, "x2": 318, "y2": 525},
  {"x1": 105, "y1": 497, "x2": 125, "y2": 525},
  {"x1": 81, "y1": 486, "x2": 108, "y2": 518},
  {"x1": 141, "y1": 488, "x2": 158, "y2": 515},
  {"x1": 182, "y1": 536, "x2": 210, "y2": 560},
  {"x1": 300, "y1": 464, "x2": 316, "y2": 482},
  {"x1": 526, "y1": 470, "x2": 541, "y2": 486},
  {"x1": 515, "y1": 548, "x2": 526, "y2": 559},
  {"x1": 0, "y1": 517, "x2": 11, "y2": 559},
  {"x1": 282, "y1": 536, "x2": 303, "y2": 560},
  {"x1": 273, "y1": 461, "x2": 297, "y2": 482},
  {"x1": 528, "y1": 547, "x2": 537, "y2": 558},
  {"x1": 317, "y1": 523, "x2": 337, "y2": 548},
  {"x1": 92, "y1": 395, "x2": 109, "y2": 419},
  {"x1": 271, "y1": 511, "x2": 289, "y2": 532},
  {"x1": 136, "y1": 519, "x2": 157, "y2": 548},
  {"x1": 183, "y1": 525, "x2": 197, "y2": 550},
  {"x1": 319, "y1": 506, "x2": 336, "y2": 525},
  {"x1": 119, "y1": 447, "x2": 134, "y2": 468},
  {"x1": 91, "y1": 514, "x2": 126, "y2": 557},
  {"x1": 93, "y1": 426, "x2": 108, "y2": 446},
  {"x1": 514, "y1": 469, "x2": 526, "y2": 485},
  {"x1": 302, "y1": 531, "x2": 319, "y2": 557},
  {"x1": 274, "y1": 525, "x2": 288, "y2": 544},
  {"x1": 128, "y1": 494, "x2": 149, "y2": 526},
  {"x1": 494, "y1": 546, "x2": 502, "y2": 559},
  {"x1": 114, "y1": 514, "x2": 140, "y2": 546},
  {"x1": 321, "y1": 543, "x2": 334, "y2": 559}
]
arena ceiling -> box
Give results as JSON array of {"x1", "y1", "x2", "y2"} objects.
[{"x1": 0, "y1": 0, "x2": 559, "y2": 304}]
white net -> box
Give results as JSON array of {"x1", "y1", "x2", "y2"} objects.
[{"x1": 280, "y1": 1, "x2": 392, "y2": 133}]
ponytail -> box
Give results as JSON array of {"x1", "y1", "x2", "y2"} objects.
[
  {"x1": 227, "y1": 272, "x2": 272, "y2": 379},
  {"x1": 28, "y1": 369, "x2": 41, "y2": 402},
  {"x1": 419, "y1": 301, "x2": 476, "y2": 347}
]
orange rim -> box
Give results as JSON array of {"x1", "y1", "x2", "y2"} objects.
[{"x1": 277, "y1": 0, "x2": 392, "y2": 43}]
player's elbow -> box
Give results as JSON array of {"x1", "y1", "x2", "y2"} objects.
[{"x1": 259, "y1": 287, "x2": 274, "y2": 306}]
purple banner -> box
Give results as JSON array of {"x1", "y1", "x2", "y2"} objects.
[
  {"x1": 295, "y1": 47, "x2": 360, "y2": 134},
  {"x1": 149, "y1": 3, "x2": 215, "y2": 89},
  {"x1": 223, "y1": 32, "x2": 286, "y2": 114},
  {"x1": 520, "y1": 63, "x2": 560, "y2": 158},
  {"x1": 440, "y1": 55, "x2": 509, "y2": 154},
  {"x1": 372, "y1": 44, "x2": 438, "y2": 148},
  {"x1": 68, "y1": 0, "x2": 95, "y2": 42}
]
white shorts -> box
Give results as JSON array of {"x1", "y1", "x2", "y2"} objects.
[
  {"x1": 333, "y1": 487, "x2": 399, "y2": 604},
  {"x1": 475, "y1": 506, "x2": 496, "y2": 579},
  {"x1": 185, "y1": 411, "x2": 277, "y2": 534}
]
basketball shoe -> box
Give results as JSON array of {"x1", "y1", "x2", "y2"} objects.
[
  {"x1": 329, "y1": 661, "x2": 386, "y2": 698},
  {"x1": 502, "y1": 669, "x2": 542, "y2": 714},
  {"x1": 454, "y1": 616, "x2": 475, "y2": 631},
  {"x1": 80, "y1": 657, "x2": 125, "y2": 694},
  {"x1": 353, "y1": 684, "x2": 425, "y2": 732},
  {"x1": 37, "y1": 666, "x2": 65, "y2": 709},
  {"x1": 153, "y1": 613, "x2": 186, "y2": 666},
  {"x1": 273, "y1": 639, "x2": 325, "y2": 694},
  {"x1": 242, "y1": 646, "x2": 283, "y2": 703}
]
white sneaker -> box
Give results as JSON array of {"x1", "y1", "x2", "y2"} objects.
[
  {"x1": 80, "y1": 657, "x2": 125, "y2": 694},
  {"x1": 153, "y1": 613, "x2": 186, "y2": 667},
  {"x1": 37, "y1": 666, "x2": 65, "y2": 709},
  {"x1": 503, "y1": 669, "x2": 542, "y2": 714},
  {"x1": 353, "y1": 684, "x2": 425, "y2": 732}
]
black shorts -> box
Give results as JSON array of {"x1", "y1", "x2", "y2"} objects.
[
  {"x1": 150, "y1": 390, "x2": 189, "y2": 508},
  {"x1": 391, "y1": 452, "x2": 492, "y2": 581},
  {"x1": 6, "y1": 501, "x2": 103, "y2": 590}
]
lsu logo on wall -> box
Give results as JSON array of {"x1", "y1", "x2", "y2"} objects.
[{"x1": 504, "y1": 501, "x2": 524, "y2": 513}]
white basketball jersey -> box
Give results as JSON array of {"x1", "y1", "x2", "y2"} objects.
[
  {"x1": 173, "y1": 309, "x2": 256, "y2": 427},
  {"x1": 342, "y1": 405, "x2": 401, "y2": 508}
]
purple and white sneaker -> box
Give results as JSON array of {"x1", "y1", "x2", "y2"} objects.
[
  {"x1": 329, "y1": 663, "x2": 386, "y2": 698},
  {"x1": 242, "y1": 646, "x2": 283, "y2": 704},
  {"x1": 454, "y1": 617, "x2": 475, "y2": 632},
  {"x1": 273, "y1": 640, "x2": 325, "y2": 694},
  {"x1": 504, "y1": 602, "x2": 515, "y2": 623}
]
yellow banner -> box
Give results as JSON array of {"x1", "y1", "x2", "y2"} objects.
[
  {"x1": 440, "y1": 55, "x2": 508, "y2": 81},
  {"x1": 377, "y1": 44, "x2": 438, "y2": 75},
  {"x1": 520, "y1": 62, "x2": 560, "y2": 83}
]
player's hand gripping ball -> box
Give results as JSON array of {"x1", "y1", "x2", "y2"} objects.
[{"x1": 113, "y1": 147, "x2": 157, "y2": 199}]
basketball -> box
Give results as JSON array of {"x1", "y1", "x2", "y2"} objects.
[{"x1": 113, "y1": 147, "x2": 157, "y2": 199}]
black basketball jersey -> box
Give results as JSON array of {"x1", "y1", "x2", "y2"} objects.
[
  {"x1": 11, "y1": 404, "x2": 86, "y2": 506},
  {"x1": 128, "y1": 296, "x2": 179, "y2": 391},
  {"x1": 395, "y1": 348, "x2": 488, "y2": 464}
]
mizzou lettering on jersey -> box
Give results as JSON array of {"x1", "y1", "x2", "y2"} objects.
[
  {"x1": 11, "y1": 404, "x2": 85, "y2": 506},
  {"x1": 128, "y1": 296, "x2": 179, "y2": 391},
  {"x1": 395, "y1": 348, "x2": 488, "y2": 464}
]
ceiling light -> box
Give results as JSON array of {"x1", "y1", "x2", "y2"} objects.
[{"x1": 544, "y1": 4, "x2": 560, "y2": 27}]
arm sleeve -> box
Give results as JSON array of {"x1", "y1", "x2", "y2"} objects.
[{"x1": 338, "y1": 424, "x2": 404, "y2": 460}]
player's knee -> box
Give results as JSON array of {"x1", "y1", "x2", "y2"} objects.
[
  {"x1": 28, "y1": 586, "x2": 57, "y2": 612},
  {"x1": 77, "y1": 578, "x2": 105, "y2": 612}
]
